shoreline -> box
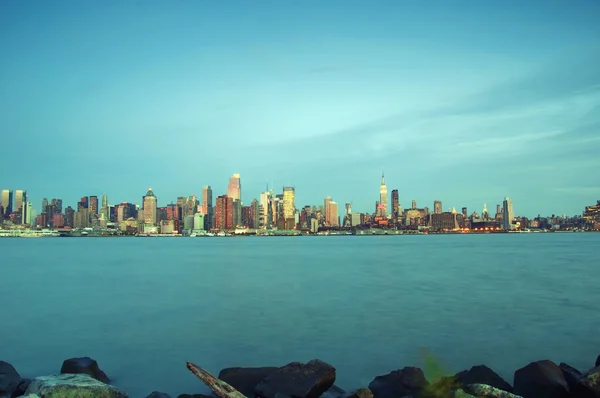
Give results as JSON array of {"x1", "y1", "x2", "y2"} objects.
[{"x1": 2, "y1": 354, "x2": 599, "y2": 398}]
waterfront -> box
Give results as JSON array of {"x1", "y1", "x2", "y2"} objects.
[{"x1": 1, "y1": 234, "x2": 599, "y2": 397}]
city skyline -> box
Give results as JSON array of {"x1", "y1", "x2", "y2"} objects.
[{"x1": 1, "y1": 2, "x2": 599, "y2": 217}]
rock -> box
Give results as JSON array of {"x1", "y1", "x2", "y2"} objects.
[
  {"x1": 320, "y1": 385, "x2": 346, "y2": 398},
  {"x1": 11, "y1": 378, "x2": 31, "y2": 397},
  {"x1": 254, "y1": 359, "x2": 336, "y2": 398},
  {"x1": 60, "y1": 357, "x2": 109, "y2": 383},
  {"x1": 558, "y1": 362, "x2": 582, "y2": 391},
  {"x1": 218, "y1": 367, "x2": 279, "y2": 397},
  {"x1": 572, "y1": 366, "x2": 600, "y2": 398},
  {"x1": 177, "y1": 395, "x2": 213, "y2": 398},
  {"x1": 368, "y1": 367, "x2": 429, "y2": 398},
  {"x1": 0, "y1": 361, "x2": 21, "y2": 396},
  {"x1": 596, "y1": 355, "x2": 600, "y2": 368},
  {"x1": 452, "y1": 390, "x2": 476, "y2": 398},
  {"x1": 454, "y1": 365, "x2": 513, "y2": 393},
  {"x1": 25, "y1": 374, "x2": 127, "y2": 398},
  {"x1": 342, "y1": 388, "x2": 373, "y2": 398},
  {"x1": 19, "y1": 395, "x2": 40, "y2": 398},
  {"x1": 463, "y1": 383, "x2": 523, "y2": 398},
  {"x1": 513, "y1": 360, "x2": 569, "y2": 398},
  {"x1": 147, "y1": 392, "x2": 172, "y2": 398}
]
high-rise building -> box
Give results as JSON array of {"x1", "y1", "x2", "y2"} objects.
[
  {"x1": 259, "y1": 191, "x2": 272, "y2": 229},
  {"x1": 434, "y1": 200, "x2": 442, "y2": 214},
  {"x1": 201, "y1": 185, "x2": 213, "y2": 229},
  {"x1": 14, "y1": 190, "x2": 26, "y2": 215},
  {"x1": 232, "y1": 199, "x2": 241, "y2": 227},
  {"x1": 1, "y1": 190, "x2": 13, "y2": 216},
  {"x1": 462, "y1": 207, "x2": 468, "y2": 217},
  {"x1": 22, "y1": 202, "x2": 32, "y2": 225},
  {"x1": 42, "y1": 198, "x2": 48, "y2": 212},
  {"x1": 328, "y1": 201, "x2": 339, "y2": 227},
  {"x1": 101, "y1": 194, "x2": 109, "y2": 220},
  {"x1": 143, "y1": 188, "x2": 158, "y2": 226},
  {"x1": 412, "y1": 200, "x2": 417, "y2": 209},
  {"x1": 391, "y1": 190, "x2": 399, "y2": 219},
  {"x1": 324, "y1": 196, "x2": 332, "y2": 226},
  {"x1": 64, "y1": 206, "x2": 75, "y2": 228},
  {"x1": 89, "y1": 196, "x2": 99, "y2": 215},
  {"x1": 282, "y1": 186, "x2": 295, "y2": 219},
  {"x1": 228, "y1": 174, "x2": 241, "y2": 202},
  {"x1": 379, "y1": 173, "x2": 387, "y2": 217},
  {"x1": 502, "y1": 197, "x2": 514, "y2": 230},
  {"x1": 250, "y1": 198, "x2": 259, "y2": 229},
  {"x1": 215, "y1": 195, "x2": 233, "y2": 229}
]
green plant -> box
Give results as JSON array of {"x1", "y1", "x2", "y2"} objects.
[{"x1": 418, "y1": 347, "x2": 461, "y2": 398}]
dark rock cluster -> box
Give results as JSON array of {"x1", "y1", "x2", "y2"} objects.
[{"x1": 1, "y1": 354, "x2": 600, "y2": 398}]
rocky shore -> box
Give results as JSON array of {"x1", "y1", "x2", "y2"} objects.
[{"x1": 1, "y1": 355, "x2": 599, "y2": 398}]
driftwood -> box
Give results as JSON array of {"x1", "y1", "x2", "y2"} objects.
[{"x1": 186, "y1": 361, "x2": 249, "y2": 398}]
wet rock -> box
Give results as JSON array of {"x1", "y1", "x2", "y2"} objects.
[
  {"x1": 454, "y1": 365, "x2": 513, "y2": 392},
  {"x1": 572, "y1": 366, "x2": 600, "y2": 398},
  {"x1": 146, "y1": 392, "x2": 172, "y2": 398},
  {"x1": 25, "y1": 374, "x2": 127, "y2": 397},
  {"x1": 342, "y1": 388, "x2": 373, "y2": 398},
  {"x1": 463, "y1": 383, "x2": 523, "y2": 398},
  {"x1": 60, "y1": 357, "x2": 109, "y2": 383},
  {"x1": 513, "y1": 360, "x2": 569, "y2": 398},
  {"x1": 558, "y1": 362, "x2": 582, "y2": 391},
  {"x1": 320, "y1": 385, "x2": 345, "y2": 398},
  {"x1": 254, "y1": 359, "x2": 336, "y2": 398},
  {"x1": 0, "y1": 361, "x2": 21, "y2": 396},
  {"x1": 218, "y1": 366, "x2": 278, "y2": 397},
  {"x1": 368, "y1": 367, "x2": 429, "y2": 398},
  {"x1": 11, "y1": 378, "x2": 31, "y2": 397},
  {"x1": 452, "y1": 390, "x2": 476, "y2": 398}
]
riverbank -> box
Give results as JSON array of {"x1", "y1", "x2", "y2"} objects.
[{"x1": 2, "y1": 354, "x2": 599, "y2": 398}]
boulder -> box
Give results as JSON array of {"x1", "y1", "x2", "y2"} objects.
[
  {"x1": 146, "y1": 392, "x2": 172, "y2": 398},
  {"x1": 60, "y1": 357, "x2": 109, "y2": 383},
  {"x1": 463, "y1": 383, "x2": 523, "y2": 398},
  {"x1": 571, "y1": 366, "x2": 600, "y2": 398},
  {"x1": 452, "y1": 390, "x2": 476, "y2": 398},
  {"x1": 11, "y1": 378, "x2": 31, "y2": 397},
  {"x1": 368, "y1": 367, "x2": 429, "y2": 398},
  {"x1": 218, "y1": 366, "x2": 278, "y2": 397},
  {"x1": 558, "y1": 363, "x2": 582, "y2": 391},
  {"x1": 254, "y1": 359, "x2": 336, "y2": 398},
  {"x1": 454, "y1": 365, "x2": 513, "y2": 392},
  {"x1": 513, "y1": 360, "x2": 569, "y2": 398},
  {"x1": 25, "y1": 374, "x2": 127, "y2": 398},
  {"x1": 0, "y1": 361, "x2": 21, "y2": 396},
  {"x1": 342, "y1": 388, "x2": 373, "y2": 398},
  {"x1": 319, "y1": 385, "x2": 346, "y2": 398}
]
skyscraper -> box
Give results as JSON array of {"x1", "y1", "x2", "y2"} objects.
[
  {"x1": 89, "y1": 196, "x2": 99, "y2": 215},
  {"x1": 201, "y1": 185, "x2": 213, "y2": 229},
  {"x1": 259, "y1": 191, "x2": 272, "y2": 229},
  {"x1": 1, "y1": 190, "x2": 13, "y2": 216},
  {"x1": 379, "y1": 173, "x2": 387, "y2": 217},
  {"x1": 282, "y1": 186, "x2": 295, "y2": 220},
  {"x1": 22, "y1": 202, "x2": 32, "y2": 225},
  {"x1": 14, "y1": 190, "x2": 27, "y2": 215},
  {"x1": 215, "y1": 195, "x2": 233, "y2": 229},
  {"x1": 434, "y1": 200, "x2": 442, "y2": 214},
  {"x1": 101, "y1": 194, "x2": 109, "y2": 220},
  {"x1": 324, "y1": 196, "x2": 332, "y2": 226},
  {"x1": 502, "y1": 197, "x2": 514, "y2": 230},
  {"x1": 228, "y1": 174, "x2": 241, "y2": 202},
  {"x1": 143, "y1": 188, "x2": 157, "y2": 225},
  {"x1": 391, "y1": 190, "x2": 399, "y2": 219}
]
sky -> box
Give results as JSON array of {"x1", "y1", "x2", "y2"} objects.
[{"x1": 1, "y1": 1, "x2": 599, "y2": 217}]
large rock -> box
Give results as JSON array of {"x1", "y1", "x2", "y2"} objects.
[
  {"x1": 343, "y1": 388, "x2": 373, "y2": 398},
  {"x1": 0, "y1": 361, "x2": 21, "y2": 396},
  {"x1": 571, "y1": 366, "x2": 600, "y2": 398},
  {"x1": 368, "y1": 367, "x2": 429, "y2": 398},
  {"x1": 454, "y1": 365, "x2": 513, "y2": 393},
  {"x1": 60, "y1": 357, "x2": 109, "y2": 383},
  {"x1": 254, "y1": 359, "x2": 336, "y2": 398},
  {"x1": 513, "y1": 360, "x2": 569, "y2": 398},
  {"x1": 25, "y1": 374, "x2": 127, "y2": 397},
  {"x1": 319, "y1": 385, "x2": 345, "y2": 398},
  {"x1": 218, "y1": 366, "x2": 278, "y2": 397},
  {"x1": 146, "y1": 392, "x2": 172, "y2": 398},
  {"x1": 558, "y1": 362, "x2": 582, "y2": 391},
  {"x1": 11, "y1": 378, "x2": 31, "y2": 397},
  {"x1": 463, "y1": 383, "x2": 523, "y2": 398}
]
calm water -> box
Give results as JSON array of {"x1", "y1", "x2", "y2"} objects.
[{"x1": 1, "y1": 234, "x2": 599, "y2": 397}]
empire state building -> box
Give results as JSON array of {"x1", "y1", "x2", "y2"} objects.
[{"x1": 378, "y1": 173, "x2": 388, "y2": 217}]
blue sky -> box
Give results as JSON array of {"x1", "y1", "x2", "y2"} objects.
[{"x1": 1, "y1": 1, "x2": 599, "y2": 217}]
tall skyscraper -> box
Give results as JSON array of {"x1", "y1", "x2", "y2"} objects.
[
  {"x1": 42, "y1": 198, "x2": 48, "y2": 213},
  {"x1": 282, "y1": 186, "x2": 295, "y2": 220},
  {"x1": 434, "y1": 200, "x2": 442, "y2": 214},
  {"x1": 1, "y1": 190, "x2": 13, "y2": 216},
  {"x1": 259, "y1": 191, "x2": 272, "y2": 229},
  {"x1": 328, "y1": 201, "x2": 339, "y2": 227},
  {"x1": 89, "y1": 196, "x2": 99, "y2": 215},
  {"x1": 502, "y1": 197, "x2": 514, "y2": 230},
  {"x1": 143, "y1": 188, "x2": 158, "y2": 225},
  {"x1": 391, "y1": 190, "x2": 399, "y2": 219},
  {"x1": 379, "y1": 173, "x2": 387, "y2": 217},
  {"x1": 101, "y1": 194, "x2": 109, "y2": 220},
  {"x1": 22, "y1": 202, "x2": 32, "y2": 225},
  {"x1": 14, "y1": 190, "x2": 27, "y2": 215},
  {"x1": 228, "y1": 174, "x2": 241, "y2": 202},
  {"x1": 215, "y1": 195, "x2": 233, "y2": 229},
  {"x1": 324, "y1": 196, "x2": 332, "y2": 225},
  {"x1": 201, "y1": 185, "x2": 213, "y2": 229}
]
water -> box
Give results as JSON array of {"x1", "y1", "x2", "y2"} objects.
[{"x1": 1, "y1": 234, "x2": 599, "y2": 397}]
